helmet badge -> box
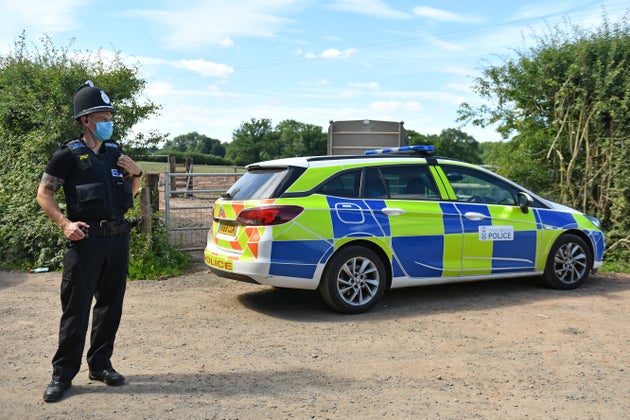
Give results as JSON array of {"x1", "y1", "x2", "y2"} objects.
[{"x1": 100, "y1": 90, "x2": 111, "y2": 105}]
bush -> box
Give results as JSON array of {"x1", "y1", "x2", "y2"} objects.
[
  {"x1": 127, "y1": 208, "x2": 191, "y2": 280},
  {"x1": 0, "y1": 33, "x2": 178, "y2": 276}
]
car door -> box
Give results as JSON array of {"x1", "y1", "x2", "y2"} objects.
[
  {"x1": 436, "y1": 164, "x2": 540, "y2": 276},
  {"x1": 374, "y1": 165, "x2": 464, "y2": 279}
]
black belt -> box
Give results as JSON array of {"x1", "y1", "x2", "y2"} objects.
[{"x1": 86, "y1": 219, "x2": 130, "y2": 237}]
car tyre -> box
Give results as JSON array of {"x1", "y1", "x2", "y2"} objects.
[
  {"x1": 319, "y1": 246, "x2": 386, "y2": 314},
  {"x1": 543, "y1": 234, "x2": 592, "y2": 290}
]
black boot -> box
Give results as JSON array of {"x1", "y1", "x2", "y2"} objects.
[{"x1": 43, "y1": 379, "x2": 71, "y2": 402}]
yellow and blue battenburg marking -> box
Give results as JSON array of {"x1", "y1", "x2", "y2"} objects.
[
  {"x1": 226, "y1": 195, "x2": 605, "y2": 282},
  {"x1": 206, "y1": 194, "x2": 605, "y2": 283}
]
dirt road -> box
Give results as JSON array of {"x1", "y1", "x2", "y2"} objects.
[{"x1": 1, "y1": 265, "x2": 628, "y2": 419}]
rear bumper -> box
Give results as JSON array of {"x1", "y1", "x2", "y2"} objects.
[{"x1": 208, "y1": 266, "x2": 261, "y2": 284}]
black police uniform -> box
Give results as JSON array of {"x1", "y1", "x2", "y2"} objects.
[{"x1": 44, "y1": 137, "x2": 133, "y2": 383}]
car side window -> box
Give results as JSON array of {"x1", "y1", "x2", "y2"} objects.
[
  {"x1": 442, "y1": 165, "x2": 518, "y2": 205},
  {"x1": 380, "y1": 165, "x2": 440, "y2": 200},
  {"x1": 318, "y1": 170, "x2": 361, "y2": 197},
  {"x1": 361, "y1": 168, "x2": 389, "y2": 198},
  {"x1": 319, "y1": 165, "x2": 441, "y2": 200}
]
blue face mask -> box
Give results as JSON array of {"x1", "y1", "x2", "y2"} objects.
[{"x1": 90, "y1": 120, "x2": 114, "y2": 141}]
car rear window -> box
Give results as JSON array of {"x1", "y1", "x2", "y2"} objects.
[{"x1": 224, "y1": 167, "x2": 304, "y2": 200}]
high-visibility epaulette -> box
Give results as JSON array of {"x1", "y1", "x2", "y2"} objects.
[
  {"x1": 65, "y1": 138, "x2": 123, "y2": 170},
  {"x1": 66, "y1": 139, "x2": 91, "y2": 170}
]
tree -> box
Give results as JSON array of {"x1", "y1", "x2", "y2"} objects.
[
  {"x1": 407, "y1": 128, "x2": 481, "y2": 163},
  {"x1": 0, "y1": 33, "x2": 160, "y2": 268},
  {"x1": 435, "y1": 128, "x2": 482, "y2": 164},
  {"x1": 225, "y1": 119, "x2": 326, "y2": 165},
  {"x1": 458, "y1": 14, "x2": 630, "y2": 263},
  {"x1": 124, "y1": 129, "x2": 169, "y2": 158},
  {"x1": 406, "y1": 129, "x2": 438, "y2": 147},
  {"x1": 276, "y1": 119, "x2": 327, "y2": 157},
  {"x1": 163, "y1": 131, "x2": 226, "y2": 156},
  {"x1": 226, "y1": 118, "x2": 279, "y2": 165}
]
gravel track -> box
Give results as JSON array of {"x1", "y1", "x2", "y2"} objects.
[{"x1": 1, "y1": 266, "x2": 628, "y2": 419}]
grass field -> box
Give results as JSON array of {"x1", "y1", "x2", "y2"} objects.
[{"x1": 139, "y1": 161, "x2": 245, "y2": 174}]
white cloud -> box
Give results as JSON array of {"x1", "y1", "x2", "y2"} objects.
[
  {"x1": 348, "y1": 81, "x2": 379, "y2": 89},
  {"x1": 144, "y1": 81, "x2": 177, "y2": 99},
  {"x1": 130, "y1": 0, "x2": 299, "y2": 50},
  {"x1": 134, "y1": 55, "x2": 168, "y2": 67},
  {"x1": 0, "y1": 0, "x2": 87, "y2": 37},
  {"x1": 0, "y1": 0, "x2": 89, "y2": 53},
  {"x1": 133, "y1": 84, "x2": 503, "y2": 143},
  {"x1": 369, "y1": 101, "x2": 423, "y2": 113},
  {"x1": 427, "y1": 37, "x2": 464, "y2": 51},
  {"x1": 299, "y1": 79, "x2": 333, "y2": 86},
  {"x1": 304, "y1": 47, "x2": 358, "y2": 59},
  {"x1": 327, "y1": 0, "x2": 410, "y2": 19},
  {"x1": 444, "y1": 66, "x2": 478, "y2": 77},
  {"x1": 380, "y1": 90, "x2": 463, "y2": 102},
  {"x1": 510, "y1": 3, "x2": 572, "y2": 21},
  {"x1": 510, "y1": 1, "x2": 628, "y2": 31},
  {"x1": 445, "y1": 82, "x2": 473, "y2": 92},
  {"x1": 144, "y1": 80, "x2": 247, "y2": 101},
  {"x1": 172, "y1": 59, "x2": 234, "y2": 77},
  {"x1": 412, "y1": 6, "x2": 481, "y2": 23},
  {"x1": 323, "y1": 48, "x2": 358, "y2": 59}
]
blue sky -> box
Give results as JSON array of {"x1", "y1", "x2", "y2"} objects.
[{"x1": 1, "y1": 0, "x2": 628, "y2": 144}]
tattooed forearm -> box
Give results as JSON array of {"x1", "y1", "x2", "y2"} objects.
[{"x1": 40, "y1": 173, "x2": 64, "y2": 192}]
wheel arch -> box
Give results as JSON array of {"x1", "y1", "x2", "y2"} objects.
[
  {"x1": 542, "y1": 229, "x2": 595, "y2": 289},
  {"x1": 562, "y1": 228, "x2": 595, "y2": 267}
]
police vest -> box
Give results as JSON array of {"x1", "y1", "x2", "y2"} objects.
[{"x1": 63, "y1": 138, "x2": 134, "y2": 221}]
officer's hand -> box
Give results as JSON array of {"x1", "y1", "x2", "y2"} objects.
[
  {"x1": 64, "y1": 221, "x2": 90, "y2": 241},
  {"x1": 117, "y1": 154, "x2": 142, "y2": 177}
]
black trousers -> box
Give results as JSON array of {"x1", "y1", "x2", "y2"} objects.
[{"x1": 52, "y1": 232, "x2": 129, "y2": 382}]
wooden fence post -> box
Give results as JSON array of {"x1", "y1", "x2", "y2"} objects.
[
  {"x1": 140, "y1": 173, "x2": 160, "y2": 234},
  {"x1": 185, "y1": 157, "x2": 193, "y2": 197},
  {"x1": 168, "y1": 155, "x2": 177, "y2": 196},
  {"x1": 147, "y1": 173, "x2": 159, "y2": 213}
]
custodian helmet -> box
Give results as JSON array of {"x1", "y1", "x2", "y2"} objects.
[{"x1": 72, "y1": 80, "x2": 117, "y2": 119}]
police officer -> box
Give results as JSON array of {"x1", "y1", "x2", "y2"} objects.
[{"x1": 37, "y1": 81, "x2": 142, "y2": 403}]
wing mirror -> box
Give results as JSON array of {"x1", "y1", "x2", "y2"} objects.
[{"x1": 518, "y1": 192, "x2": 534, "y2": 213}]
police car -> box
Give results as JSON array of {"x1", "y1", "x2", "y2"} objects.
[{"x1": 204, "y1": 146, "x2": 605, "y2": 314}]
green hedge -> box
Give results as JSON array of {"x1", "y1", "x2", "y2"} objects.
[{"x1": 134, "y1": 150, "x2": 231, "y2": 165}]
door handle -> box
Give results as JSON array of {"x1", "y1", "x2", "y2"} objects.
[
  {"x1": 464, "y1": 212, "x2": 487, "y2": 221},
  {"x1": 382, "y1": 208, "x2": 406, "y2": 216}
]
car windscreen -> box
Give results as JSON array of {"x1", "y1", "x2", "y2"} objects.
[{"x1": 224, "y1": 168, "x2": 290, "y2": 200}]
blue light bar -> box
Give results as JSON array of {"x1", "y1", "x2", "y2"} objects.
[{"x1": 364, "y1": 145, "x2": 435, "y2": 155}]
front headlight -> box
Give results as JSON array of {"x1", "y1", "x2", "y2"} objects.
[{"x1": 585, "y1": 215, "x2": 601, "y2": 229}]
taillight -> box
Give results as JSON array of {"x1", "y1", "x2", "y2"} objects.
[{"x1": 236, "y1": 205, "x2": 304, "y2": 226}]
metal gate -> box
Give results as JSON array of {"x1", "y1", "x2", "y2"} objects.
[{"x1": 163, "y1": 171, "x2": 242, "y2": 252}]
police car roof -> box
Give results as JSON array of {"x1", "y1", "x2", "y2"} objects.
[
  {"x1": 244, "y1": 145, "x2": 438, "y2": 169},
  {"x1": 247, "y1": 153, "x2": 439, "y2": 170}
]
